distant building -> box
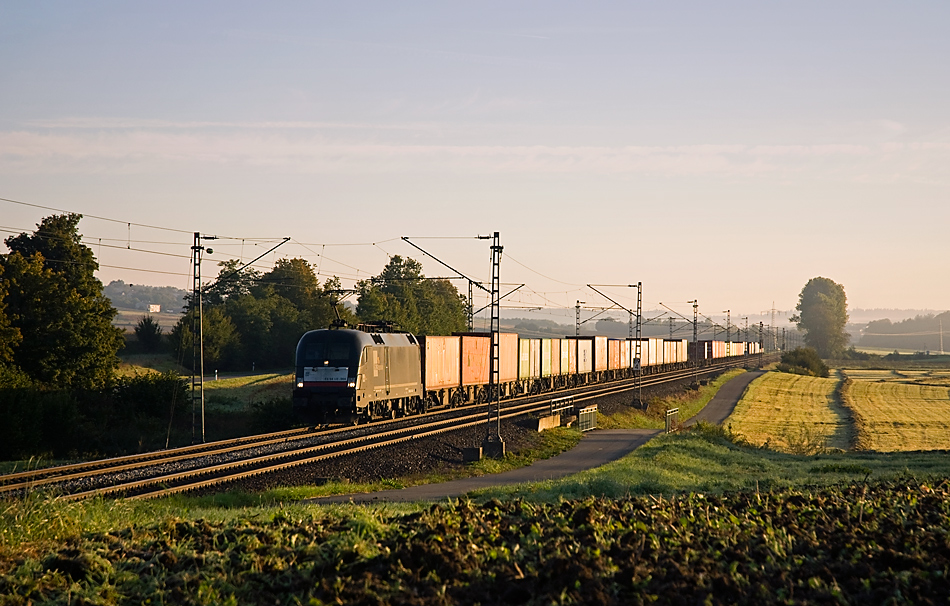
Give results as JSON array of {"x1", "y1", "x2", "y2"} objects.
[{"x1": 148, "y1": 304, "x2": 161, "y2": 313}]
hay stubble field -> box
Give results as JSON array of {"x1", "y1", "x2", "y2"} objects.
[{"x1": 728, "y1": 367, "x2": 950, "y2": 453}]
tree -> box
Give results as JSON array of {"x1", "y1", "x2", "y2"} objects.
[
  {"x1": 173, "y1": 257, "x2": 349, "y2": 371},
  {"x1": 790, "y1": 277, "x2": 849, "y2": 358},
  {"x1": 1, "y1": 214, "x2": 124, "y2": 389},
  {"x1": 134, "y1": 315, "x2": 164, "y2": 352},
  {"x1": 0, "y1": 263, "x2": 22, "y2": 366},
  {"x1": 357, "y1": 255, "x2": 467, "y2": 335},
  {"x1": 202, "y1": 259, "x2": 262, "y2": 307},
  {"x1": 170, "y1": 306, "x2": 239, "y2": 370}
]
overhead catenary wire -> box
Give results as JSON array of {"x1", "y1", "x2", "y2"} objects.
[{"x1": 1, "y1": 196, "x2": 282, "y2": 242}]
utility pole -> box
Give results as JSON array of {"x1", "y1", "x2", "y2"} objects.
[
  {"x1": 723, "y1": 310, "x2": 731, "y2": 356},
  {"x1": 939, "y1": 318, "x2": 944, "y2": 354},
  {"x1": 190, "y1": 234, "x2": 289, "y2": 444},
  {"x1": 587, "y1": 283, "x2": 642, "y2": 406},
  {"x1": 191, "y1": 233, "x2": 215, "y2": 444},
  {"x1": 741, "y1": 316, "x2": 748, "y2": 355},
  {"x1": 686, "y1": 299, "x2": 699, "y2": 379},
  {"x1": 688, "y1": 300, "x2": 698, "y2": 344},
  {"x1": 635, "y1": 282, "x2": 642, "y2": 407},
  {"x1": 669, "y1": 317, "x2": 674, "y2": 339},
  {"x1": 575, "y1": 301, "x2": 584, "y2": 336},
  {"x1": 483, "y1": 232, "x2": 505, "y2": 458}
]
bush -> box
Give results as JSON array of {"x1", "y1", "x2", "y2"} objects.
[
  {"x1": 777, "y1": 347, "x2": 829, "y2": 377},
  {"x1": 0, "y1": 388, "x2": 81, "y2": 459},
  {"x1": 837, "y1": 346, "x2": 876, "y2": 361},
  {"x1": 133, "y1": 315, "x2": 165, "y2": 353},
  {"x1": 112, "y1": 371, "x2": 188, "y2": 418},
  {"x1": 250, "y1": 397, "x2": 297, "y2": 433}
]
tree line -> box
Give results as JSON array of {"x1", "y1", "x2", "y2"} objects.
[
  {"x1": 0, "y1": 215, "x2": 468, "y2": 457},
  {"x1": 859, "y1": 312, "x2": 950, "y2": 353},
  {"x1": 168, "y1": 254, "x2": 468, "y2": 371}
]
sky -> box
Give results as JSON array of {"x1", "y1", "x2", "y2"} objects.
[{"x1": 2, "y1": 1, "x2": 948, "y2": 326}]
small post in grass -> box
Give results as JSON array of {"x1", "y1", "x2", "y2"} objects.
[{"x1": 665, "y1": 408, "x2": 680, "y2": 433}]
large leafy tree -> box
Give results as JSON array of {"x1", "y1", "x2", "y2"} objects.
[
  {"x1": 790, "y1": 277, "x2": 850, "y2": 358},
  {"x1": 170, "y1": 306, "x2": 240, "y2": 370},
  {"x1": 1, "y1": 214, "x2": 124, "y2": 388},
  {"x1": 172, "y1": 257, "x2": 348, "y2": 369},
  {"x1": 357, "y1": 255, "x2": 467, "y2": 335},
  {"x1": 0, "y1": 263, "x2": 22, "y2": 366}
]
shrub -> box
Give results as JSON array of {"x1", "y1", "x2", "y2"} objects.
[
  {"x1": 134, "y1": 315, "x2": 165, "y2": 353},
  {"x1": 777, "y1": 347, "x2": 829, "y2": 377},
  {"x1": 112, "y1": 371, "x2": 188, "y2": 418},
  {"x1": 0, "y1": 388, "x2": 81, "y2": 459}
]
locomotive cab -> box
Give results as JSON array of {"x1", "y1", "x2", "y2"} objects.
[{"x1": 293, "y1": 328, "x2": 423, "y2": 422}]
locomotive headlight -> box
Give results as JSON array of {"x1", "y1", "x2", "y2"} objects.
[
  {"x1": 296, "y1": 381, "x2": 304, "y2": 388},
  {"x1": 347, "y1": 381, "x2": 356, "y2": 388}
]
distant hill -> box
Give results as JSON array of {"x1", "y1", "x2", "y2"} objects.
[
  {"x1": 858, "y1": 311, "x2": 950, "y2": 353},
  {"x1": 104, "y1": 280, "x2": 187, "y2": 313},
  {"x1": 849, "y1": 308, "x2": 942, "y2": 324}
]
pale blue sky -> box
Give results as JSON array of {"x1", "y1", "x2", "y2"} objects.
[{"x1": 2, "y1": 1, "x2": 948, "y2": 323}]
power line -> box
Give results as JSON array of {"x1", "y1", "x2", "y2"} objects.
[{"x1": 1, "y1": 195, "x2": 283, "y2": 241}]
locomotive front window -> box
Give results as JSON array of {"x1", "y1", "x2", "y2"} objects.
[{"x1": 302, "y1": 340, "x2": 353, "y2": 367}]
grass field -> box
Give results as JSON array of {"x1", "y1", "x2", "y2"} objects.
[
  {"x1": 201, "y1": 372, "x2": 293, "y2": 411},
  {"x1": 842, "y1": 368, "x2": 950, "y2": 451},
  {"x1": 112, "y1": 309, "x2": 182, "y2": 331},
  {"x1": 116, "y1": 352, "x2": 190, "y2": 376},
  {"x1": 724, "y1": 370, "x2": 851, "y2": 453},
  {"x1": 7, "y1": 374, "x2": 950, "y2": 604},
  {"x1": 598, "y1": 368, "x2": 746, "y2": 430},
  {"x1": 476, "y1": 423, "x2": 950, "y2": 502}
]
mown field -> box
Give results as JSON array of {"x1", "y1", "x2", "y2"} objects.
[
  {"x1": 725, "y1": 371, "x2": 851, "y2": 453},
  {"x1": 842, "y1": 368, "x2": 950, "y2": 451}
]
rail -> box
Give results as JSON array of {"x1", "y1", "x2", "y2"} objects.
[
  {"x1": 549, "y1": 396, "x2": 575, "y2": 416},
  {"x1": 0, "y1": 353, "x2": 778, "y2": 501}
]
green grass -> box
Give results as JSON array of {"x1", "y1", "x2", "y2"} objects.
[
  {"x1": 116, "y1": 352, "x2": 190, "y2": 376},
  {"x1": 598, "y1": 368, "x2": 746, "y2": 429},
  {"x1": 201, "y1": 372, "x2": 293, "y2": 411},
  {"x1": 0, "y1": 426, "x2": 580, "y2": 548},
  {"x1": 472, "y1": 423, "x2": 950, "y2": 502}
]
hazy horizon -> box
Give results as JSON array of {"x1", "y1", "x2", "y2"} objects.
[{"x1": 3, "y1": 2, "x2": 948, "y2": 319}]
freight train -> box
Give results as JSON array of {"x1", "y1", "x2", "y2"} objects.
[{"x1": 293, "y1": 326, "x2": 763, "y2": 423}]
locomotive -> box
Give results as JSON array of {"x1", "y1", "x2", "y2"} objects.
[{"x1": 293, "y1": 325, "x2": 763, "y2": 423}]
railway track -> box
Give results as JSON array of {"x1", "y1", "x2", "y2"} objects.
[{"x1": 2, "y1": 356, "x2": 774, "y2": 501}]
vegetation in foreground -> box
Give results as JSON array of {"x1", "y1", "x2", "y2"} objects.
[
  {"x1": 4, "y1": 431, "x2": 950, "y2": 604},
  {"x1": 6, "y1": 368, "x2": 950, "y2": 603}
]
